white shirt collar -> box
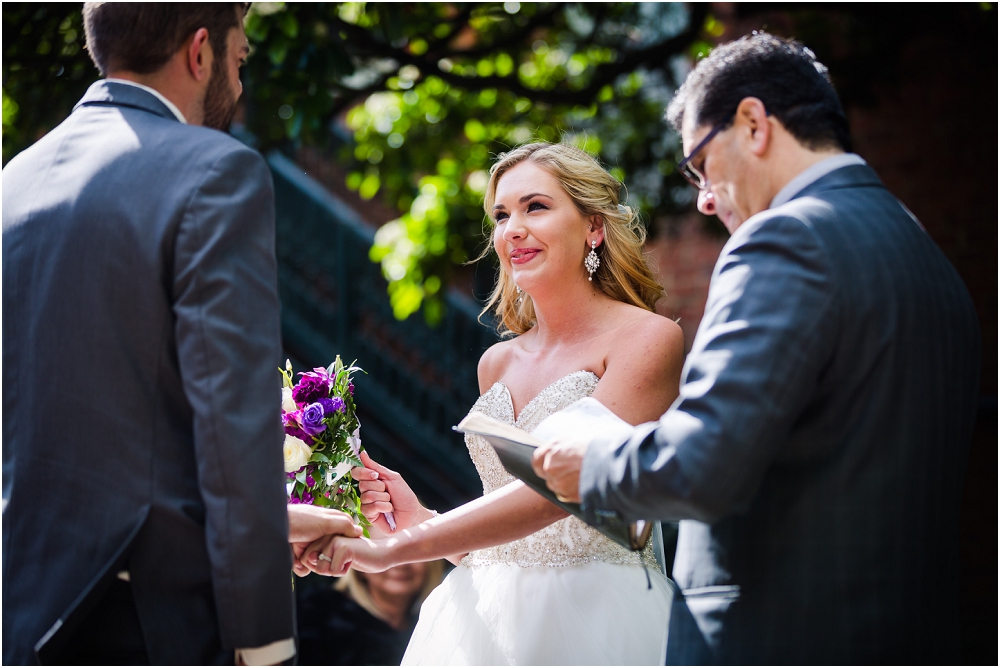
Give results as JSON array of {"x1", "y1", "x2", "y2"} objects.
[
  {"x1": 104, "y1": 78, "x2": 187, "y2": 124},
  {"x1": 770, "y1": 153, "x2": 866, "y2": 209}
]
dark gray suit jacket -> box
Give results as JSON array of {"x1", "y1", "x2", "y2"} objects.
[
  {"x1": 2, "y1": 81, "x2": 293, "y2": 664},
  {"x1": 580, "y1": 164, "x2": 980, "y2": 664}
]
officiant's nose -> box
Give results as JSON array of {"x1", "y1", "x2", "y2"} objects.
[{"x1": 697, "y1": 188, "x2": 716, "y2": 216}]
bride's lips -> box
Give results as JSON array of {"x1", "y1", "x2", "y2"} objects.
[{"x1": 510, "y1": 248, "x2": 541, "y2": 265}]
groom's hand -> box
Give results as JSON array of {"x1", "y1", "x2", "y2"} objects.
[
  {"x1": 287, "y1": 505, "x2": 362, "y2": 576},
  {"x1": 288, "y1": 504, "x2": 362, "y2": 543},
  {"x1": 532, "y1": 438, "x2": 588, "y2": 504}
]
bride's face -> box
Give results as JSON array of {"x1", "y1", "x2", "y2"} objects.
[{"x1": 492, "y1": 161, "x2": 596, "y2": 295}]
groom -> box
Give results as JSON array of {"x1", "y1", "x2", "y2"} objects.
[
  {"x1": 3, "y1": 4, "x2": 360, "y2": 664},
  {"x1": 535, "y1": 33, "x2": 980, "y2": 664}
]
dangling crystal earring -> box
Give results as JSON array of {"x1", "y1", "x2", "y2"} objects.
[
  {"x1": 516, "y1": 287, "x2": 524, "y2": 305},
  {"x1": 584, "y1": 240, "x2": 600, "y2": 281}
]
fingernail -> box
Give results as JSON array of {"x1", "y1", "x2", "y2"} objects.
[{"x1": 371, "y1": 471, "x2": 378, "y2": 479}]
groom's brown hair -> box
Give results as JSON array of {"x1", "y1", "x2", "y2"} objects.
[{"x1": 83, "y1": 3, "x2": 249, "y2": 77}]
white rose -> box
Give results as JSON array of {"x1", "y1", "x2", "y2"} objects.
[
  {"x1": 281, "y1": 387, "x2": 297, "y2": 413},
  {"x1": 283, "y1": 434, "x2": 312, "y2": 473}
]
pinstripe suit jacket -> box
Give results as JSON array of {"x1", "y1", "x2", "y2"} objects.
[
  {"x1": 579, "y1": 164, "x2": 980, "y2": 664},
  {"x1": 2, "y1": 81, "x2": 294, "y2": 664}
]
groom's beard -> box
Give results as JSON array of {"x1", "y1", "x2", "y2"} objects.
[{"x1": 202, "y1": 56, "x2": 238, "y2": 131}]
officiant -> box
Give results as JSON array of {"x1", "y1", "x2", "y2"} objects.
[{"x1": 533, "y1": 31, "x2": 980, "y2": 664}]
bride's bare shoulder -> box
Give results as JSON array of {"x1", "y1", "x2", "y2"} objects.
[
  {"x1": 477, "y1": 337, "x2": 521, "y2": 394},
  {"x1": 609, "y1": 304, "x2": 685, "y2": 362}
]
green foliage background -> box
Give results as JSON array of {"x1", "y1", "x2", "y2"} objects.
[
  {"x1": 2, "y1": 2, "x2": 710, "y2": 322},
  {"x1": 5, "y1": 3, "x2": 995, "y2": 323},
  {"x1": 239, "y1": 2, "x2": 711, "y2": 322}
]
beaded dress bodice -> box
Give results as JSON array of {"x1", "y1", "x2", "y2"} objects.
[{"x1": 460, "y1": 371, "x2": 657, "y2": 569}]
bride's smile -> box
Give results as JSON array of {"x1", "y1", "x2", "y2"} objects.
[{"x1": 508, "y1": 247, "x2": 541, "y2": 264}]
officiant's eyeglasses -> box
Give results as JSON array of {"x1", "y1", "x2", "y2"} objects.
[{"x1": 677, "y1": 115, "x2": 734, "y2": 190}]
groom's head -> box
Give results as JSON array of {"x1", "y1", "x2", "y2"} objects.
[
  {"x1": 666, "y1": 32, "x2": 852, "y2": 232},
  {"x1": 83, "y1": 3, "x2": 249, "y2": 130}
]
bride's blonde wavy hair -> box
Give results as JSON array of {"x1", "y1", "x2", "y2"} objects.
[{"x1": 479, "y1": 142, "x2": 665, "y2": 336}]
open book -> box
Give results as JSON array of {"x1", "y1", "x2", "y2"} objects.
[{"x1": 454, "y1": 397, "x2": 654, "y2": 552}]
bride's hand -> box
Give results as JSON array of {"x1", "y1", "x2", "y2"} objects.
[
  {"x1": 352, "y1": 451, "x2": 435, "y2": 537},
  {"x1": 302, "y1": 533, "x2": 393, "y2": 577},
  {"x1": 286, "y1": 505, "x2": 363, "y2": 577}
]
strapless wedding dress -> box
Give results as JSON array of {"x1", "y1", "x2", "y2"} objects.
[{"x1": 401, "y1": 371, "x2": 672, "y2": 666}]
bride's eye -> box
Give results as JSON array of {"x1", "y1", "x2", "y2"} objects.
[
  {"x1": 527, "y1": 201, "x2": 548, "y2": 212},
  {"x1": 494, "y1": 211, "x2": 509, "y2": 223}
]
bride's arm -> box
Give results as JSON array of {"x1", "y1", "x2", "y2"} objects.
[
  {"x1": 304, "y1": 480, "x2": 567, "y2": 575},
  {"x1": 352, "y1": 452, "x2": 467, "y2": 564}
]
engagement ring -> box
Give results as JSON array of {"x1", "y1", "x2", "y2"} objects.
[{"x1": 317, "y1": 553, "x2": 333, "y2": 563}]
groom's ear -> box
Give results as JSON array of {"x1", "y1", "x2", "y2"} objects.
[{"x1": 185, "y1": 27, "x2": 212, "y2": 82}]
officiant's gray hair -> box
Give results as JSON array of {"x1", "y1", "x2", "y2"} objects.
[
  {"x1": 481, "y1": 142, "x2": 665, "y2": 337},
  {"x1": 665, "y1": 31, "x2": 851, "y2": 152}
]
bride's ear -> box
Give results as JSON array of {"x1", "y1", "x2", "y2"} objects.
[{"x1": 588, "y1": 215, "x2": 606, "y2": 248}]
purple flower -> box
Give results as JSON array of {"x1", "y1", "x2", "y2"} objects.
[
  {"x1": 318, "y1": 397, "x2": 345, "y2": 415},
  {"x1": 307, "y1": 367, "x2": 334, "y2": 383},
  {"x1": 301, "y1": 490, "x2": 314, "y2": 504},
  {"x1": 286, "y1": 471, "x2": 297, "y2": 480},
  {"x1": 288, "y1": 496, "x2": 301, "y2": 505},
  {"x1": 282, "y1": 412, "x2": 312, "y2": 444},
  {"x1": 306, "y1": 475, "x2": 316, "y2": 487},
  {"x1": 292, "y1": 375, "x2": 328, "y2": 405},
  {"x1": 301, "y1": 403, "x2": 327, "y2": 436},
  {"x1": 348, "y1": 382, "x2": 355, "y2": 396}
]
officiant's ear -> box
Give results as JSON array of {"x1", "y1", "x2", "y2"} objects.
[
  {"x1": 587, "y1": 215, "x2": 605, "y2": 248},
  {"x1": 186, "y1": 28, "x2": 212, "y2": 83},
  {"x1": 735, "y1": 97, "x2": 772, "y2": 158}
]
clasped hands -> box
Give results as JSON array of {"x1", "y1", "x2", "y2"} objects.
[
  {"x1": 287, "y1": 451, "x2": 432, "y2": 577},
  {"x1": 288, "y1": 439, "x2": 590, "y2": 576}
]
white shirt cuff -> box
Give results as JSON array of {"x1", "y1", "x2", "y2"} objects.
[{"x1": 235, "y1": 637, "x2": 295, "y2": 665}]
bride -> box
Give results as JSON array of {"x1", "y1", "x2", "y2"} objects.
[{"x1": 302, "y1": 142, "x2": 685, "y2": 665}]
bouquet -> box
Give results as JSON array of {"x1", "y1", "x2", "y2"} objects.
[{"x1": 280, "y1": 357, "x2": 381, "y2": 534}]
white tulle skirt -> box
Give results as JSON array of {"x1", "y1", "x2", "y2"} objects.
[{"x1": 401, "y1": 562, "x2": 672, "y2": 665}]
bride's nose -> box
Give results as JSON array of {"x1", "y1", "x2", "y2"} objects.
[{"x1": 501, "y1": 214, "x2": 527, "y2": 243}]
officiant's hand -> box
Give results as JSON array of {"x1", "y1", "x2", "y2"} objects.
[
  {"x1": 352, "y1": 451, "x2": 436, "y2": 538},
  {"x1": 532, "y1": 438, "x2": 588, "y2": 504},
  {"x1": 287, "y1": 505, "x2": 362, "y2": 576}
]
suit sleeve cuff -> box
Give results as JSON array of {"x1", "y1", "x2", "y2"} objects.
[
  {"x1": 235, "y1": 637, "x2": 295, "y2": 665},
  {"x1": 579, "y1": 422, "x2": 659, "y2": 525}
]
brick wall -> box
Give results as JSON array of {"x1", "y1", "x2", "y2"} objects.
[{"x1": 647, "y1": 215, "x2": 727, "y2": 353}]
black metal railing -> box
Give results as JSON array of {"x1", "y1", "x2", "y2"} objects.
[{"x1": 269, "y1": 151, "x2": 497, "y2": 510}]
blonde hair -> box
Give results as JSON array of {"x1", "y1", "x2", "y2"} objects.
[
  {"x1": 480, "y1": 143, "x2": 665, "y2": 336},
  {"x1": 334, "y1": 560, "x2": 446, "y2": 625}
]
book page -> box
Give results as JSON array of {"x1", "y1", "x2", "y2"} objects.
[
  {"x1": 530, "y1": 397, "x2": 636, "y2": 445},
  {"x1": 455, "y1": 411, "x2": 546, "y2": 447}
]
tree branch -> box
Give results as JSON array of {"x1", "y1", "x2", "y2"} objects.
[
  {"x1": 328, "y1": 4, "x2": 707, "y2": 109},
  {"x1": 431, "y1": 5, "x2": 563, "y2": 61}
]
